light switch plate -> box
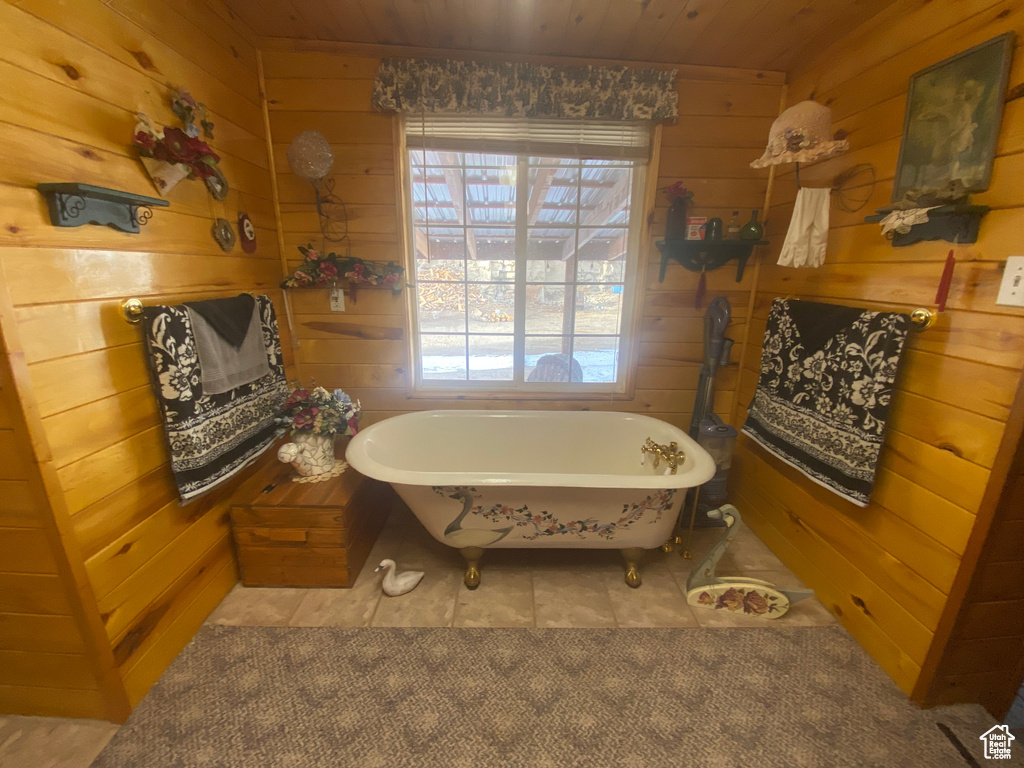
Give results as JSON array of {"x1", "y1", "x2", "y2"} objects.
[
  {"x1": 996, "y1": 256, "x2": 1024, "y2": 307},
  {"x1": 330, "y1": 287, "x2": 345, "y2": 312}
]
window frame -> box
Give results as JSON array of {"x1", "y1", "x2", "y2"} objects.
[{"x1": 396, "y1": 116, "x2": 659, "y2": 400}]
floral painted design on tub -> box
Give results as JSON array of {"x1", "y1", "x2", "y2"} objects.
[{"x1": 431, "y1": 487, "x2": 676, "y2": 541}]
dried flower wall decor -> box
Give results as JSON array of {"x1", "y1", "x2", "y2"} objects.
[
  {"x1": 281, "y1": 244, "x2": 405, "y2": 302},
  {"x1": 132, "y1": 87, "x2": 229, "y2": 199}
]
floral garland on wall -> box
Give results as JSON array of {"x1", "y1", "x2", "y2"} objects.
[{"x1": 281, "y1": 244, "x2": 405, "y2": 300}]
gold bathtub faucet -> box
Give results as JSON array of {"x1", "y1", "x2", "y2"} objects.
[{"x1": 641, "y1": 438, "x2": 686, "y2": 474}]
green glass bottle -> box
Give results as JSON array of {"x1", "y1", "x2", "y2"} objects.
[{"x1": 739, "y1": 209, "x2": 764, "y2": 240}]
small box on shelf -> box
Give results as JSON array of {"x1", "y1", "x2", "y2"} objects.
[{"x1": 686, "y1": 217, "x2": 707, "y2": 240}]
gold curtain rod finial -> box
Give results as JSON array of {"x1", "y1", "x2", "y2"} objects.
[{"x1": 122, "y1": 298, "x2": 144, "y2": 324}]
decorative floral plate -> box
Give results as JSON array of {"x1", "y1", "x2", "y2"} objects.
[{"x1": 686, "y1": 579, "x2": 791, "y2": 619}]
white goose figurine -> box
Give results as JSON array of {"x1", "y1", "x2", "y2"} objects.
[{"x1": 375, "y1": 559, "x2": 424, "y2": 597}]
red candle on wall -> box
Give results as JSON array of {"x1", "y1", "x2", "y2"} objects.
[{"x1": 935, "y1": 250, "x2": 955, "y2": 312}]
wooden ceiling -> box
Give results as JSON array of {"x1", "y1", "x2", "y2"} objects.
[{"x1": 224, "y1": 0, "x2": 900, "y2": 72}]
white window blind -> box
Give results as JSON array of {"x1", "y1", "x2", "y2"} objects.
[{"x1": 405, "y1": 115, "x2": 652, "y2": 161}]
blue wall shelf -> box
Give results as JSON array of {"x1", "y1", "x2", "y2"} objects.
[{"x1": 37, "y1": 183, "x2": 169, "y2": 234}]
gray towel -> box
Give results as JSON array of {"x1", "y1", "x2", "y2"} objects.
[
  {"x1": 186, "y1": 304, "x2": 270, "y2": 395},
  {"x1": 184, "y1": 294, "x2": 256, "y2": 347}
]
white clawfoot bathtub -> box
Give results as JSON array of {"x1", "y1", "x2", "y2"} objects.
[{"x1": 345, "y1": 410, "x2": 715, "y2": 589}]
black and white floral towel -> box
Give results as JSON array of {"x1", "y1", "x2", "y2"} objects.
[
  {"x1": 742, "y1": 298, "x2": 910, "y2": 507},
  {"x1": 142, "y1": 295, "x2": 288, "y2": 503}
]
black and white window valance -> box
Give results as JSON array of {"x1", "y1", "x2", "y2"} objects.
[{"x1": 372, "y1": 58, "x2": 678, "y2": 121}]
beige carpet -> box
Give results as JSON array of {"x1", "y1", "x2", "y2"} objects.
[{"x1": 91, "y1": 626, "x2": 1012, "y2": 767}]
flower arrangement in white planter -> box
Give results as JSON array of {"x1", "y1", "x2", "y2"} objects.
[{"x1": 276, "y1": 385, "x2": 361, "y2": 477}]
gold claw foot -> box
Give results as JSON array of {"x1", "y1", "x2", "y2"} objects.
[
  {"x1": 661, "y1": 540, "x2": 674, "y2": 553},
  {"x1": 624, "y1": 564, "x2": 642, "y2": 589},
  {"x1": 459, "y1": 546, "x2": 484, "y2": 591},
  {"x1": 620, "y1": 547, "x2": 644, "y2": 589}
]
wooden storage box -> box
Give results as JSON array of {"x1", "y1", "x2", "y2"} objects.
[{"x1": 229, "y1": 449, "x2": 392, "y2": 588}]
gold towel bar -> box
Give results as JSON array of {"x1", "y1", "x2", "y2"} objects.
[
  {"x1": 121, "y1": 293, "x2": 261, "y2": 325},
  {"x1": 782, "y1": 297, "x2": 935, "y2": 332}
]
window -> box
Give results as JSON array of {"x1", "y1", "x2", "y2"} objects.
[{"x1": 403, "y1": 116, "x2": 650, "y2": 391}]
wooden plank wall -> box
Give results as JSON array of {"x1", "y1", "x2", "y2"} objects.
[
  {"x1": 260, "y1": 39, "x2": 784, "y2": 431},
  {"x1": 730, "y1": 0, "x2": 1024, "y2": 698},
  {"x1": 0, "y1": 0, "x2": 291, "y2": 717},
  {"x1": 0, "y1": 312, "x2": 123, "y2": 719},
  {"x1": 922, "y1": 374, "x2": 1024, "y2": 715}
]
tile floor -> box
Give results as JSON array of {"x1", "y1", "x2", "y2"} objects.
[
  {"x1": 0, "y1": 716, "x2": 118, "y2": 768},
  {"x1": 1, "y1": 499, "x2": 834, "y2": 768},
  {"x1": 205, "y1": 499, "x2": 837, "y2": 630}
]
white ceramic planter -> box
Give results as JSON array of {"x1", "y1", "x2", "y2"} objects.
[{"x1": 277, "y1": 432, "x2": 336, "y2": 477}]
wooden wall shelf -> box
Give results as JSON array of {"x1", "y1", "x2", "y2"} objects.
[
  {"x1": 864, "y1": 204, "x2": 989, "y2": 247},
  {"x1": 656, "y1": 239, "x2": 768, "y2": 283},
  {"x1": 37, "y1": 183, "x2": 169, "y2": 234}
]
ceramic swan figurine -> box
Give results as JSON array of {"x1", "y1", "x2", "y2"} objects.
[
  {"x1": 277, "y1": 433, "x2": 335, "y2": 477},
  {"x1": 375, "y1": 559, "x2": 424, "y2": 597}
]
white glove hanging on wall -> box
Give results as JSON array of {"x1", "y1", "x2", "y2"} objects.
[{"x1": 778, "y1": 187, "x2": 831, "y2": 268}]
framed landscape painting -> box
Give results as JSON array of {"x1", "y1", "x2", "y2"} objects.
[{"x1": 892, "y1": 33, "x2": 1014, "y2": 201}]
